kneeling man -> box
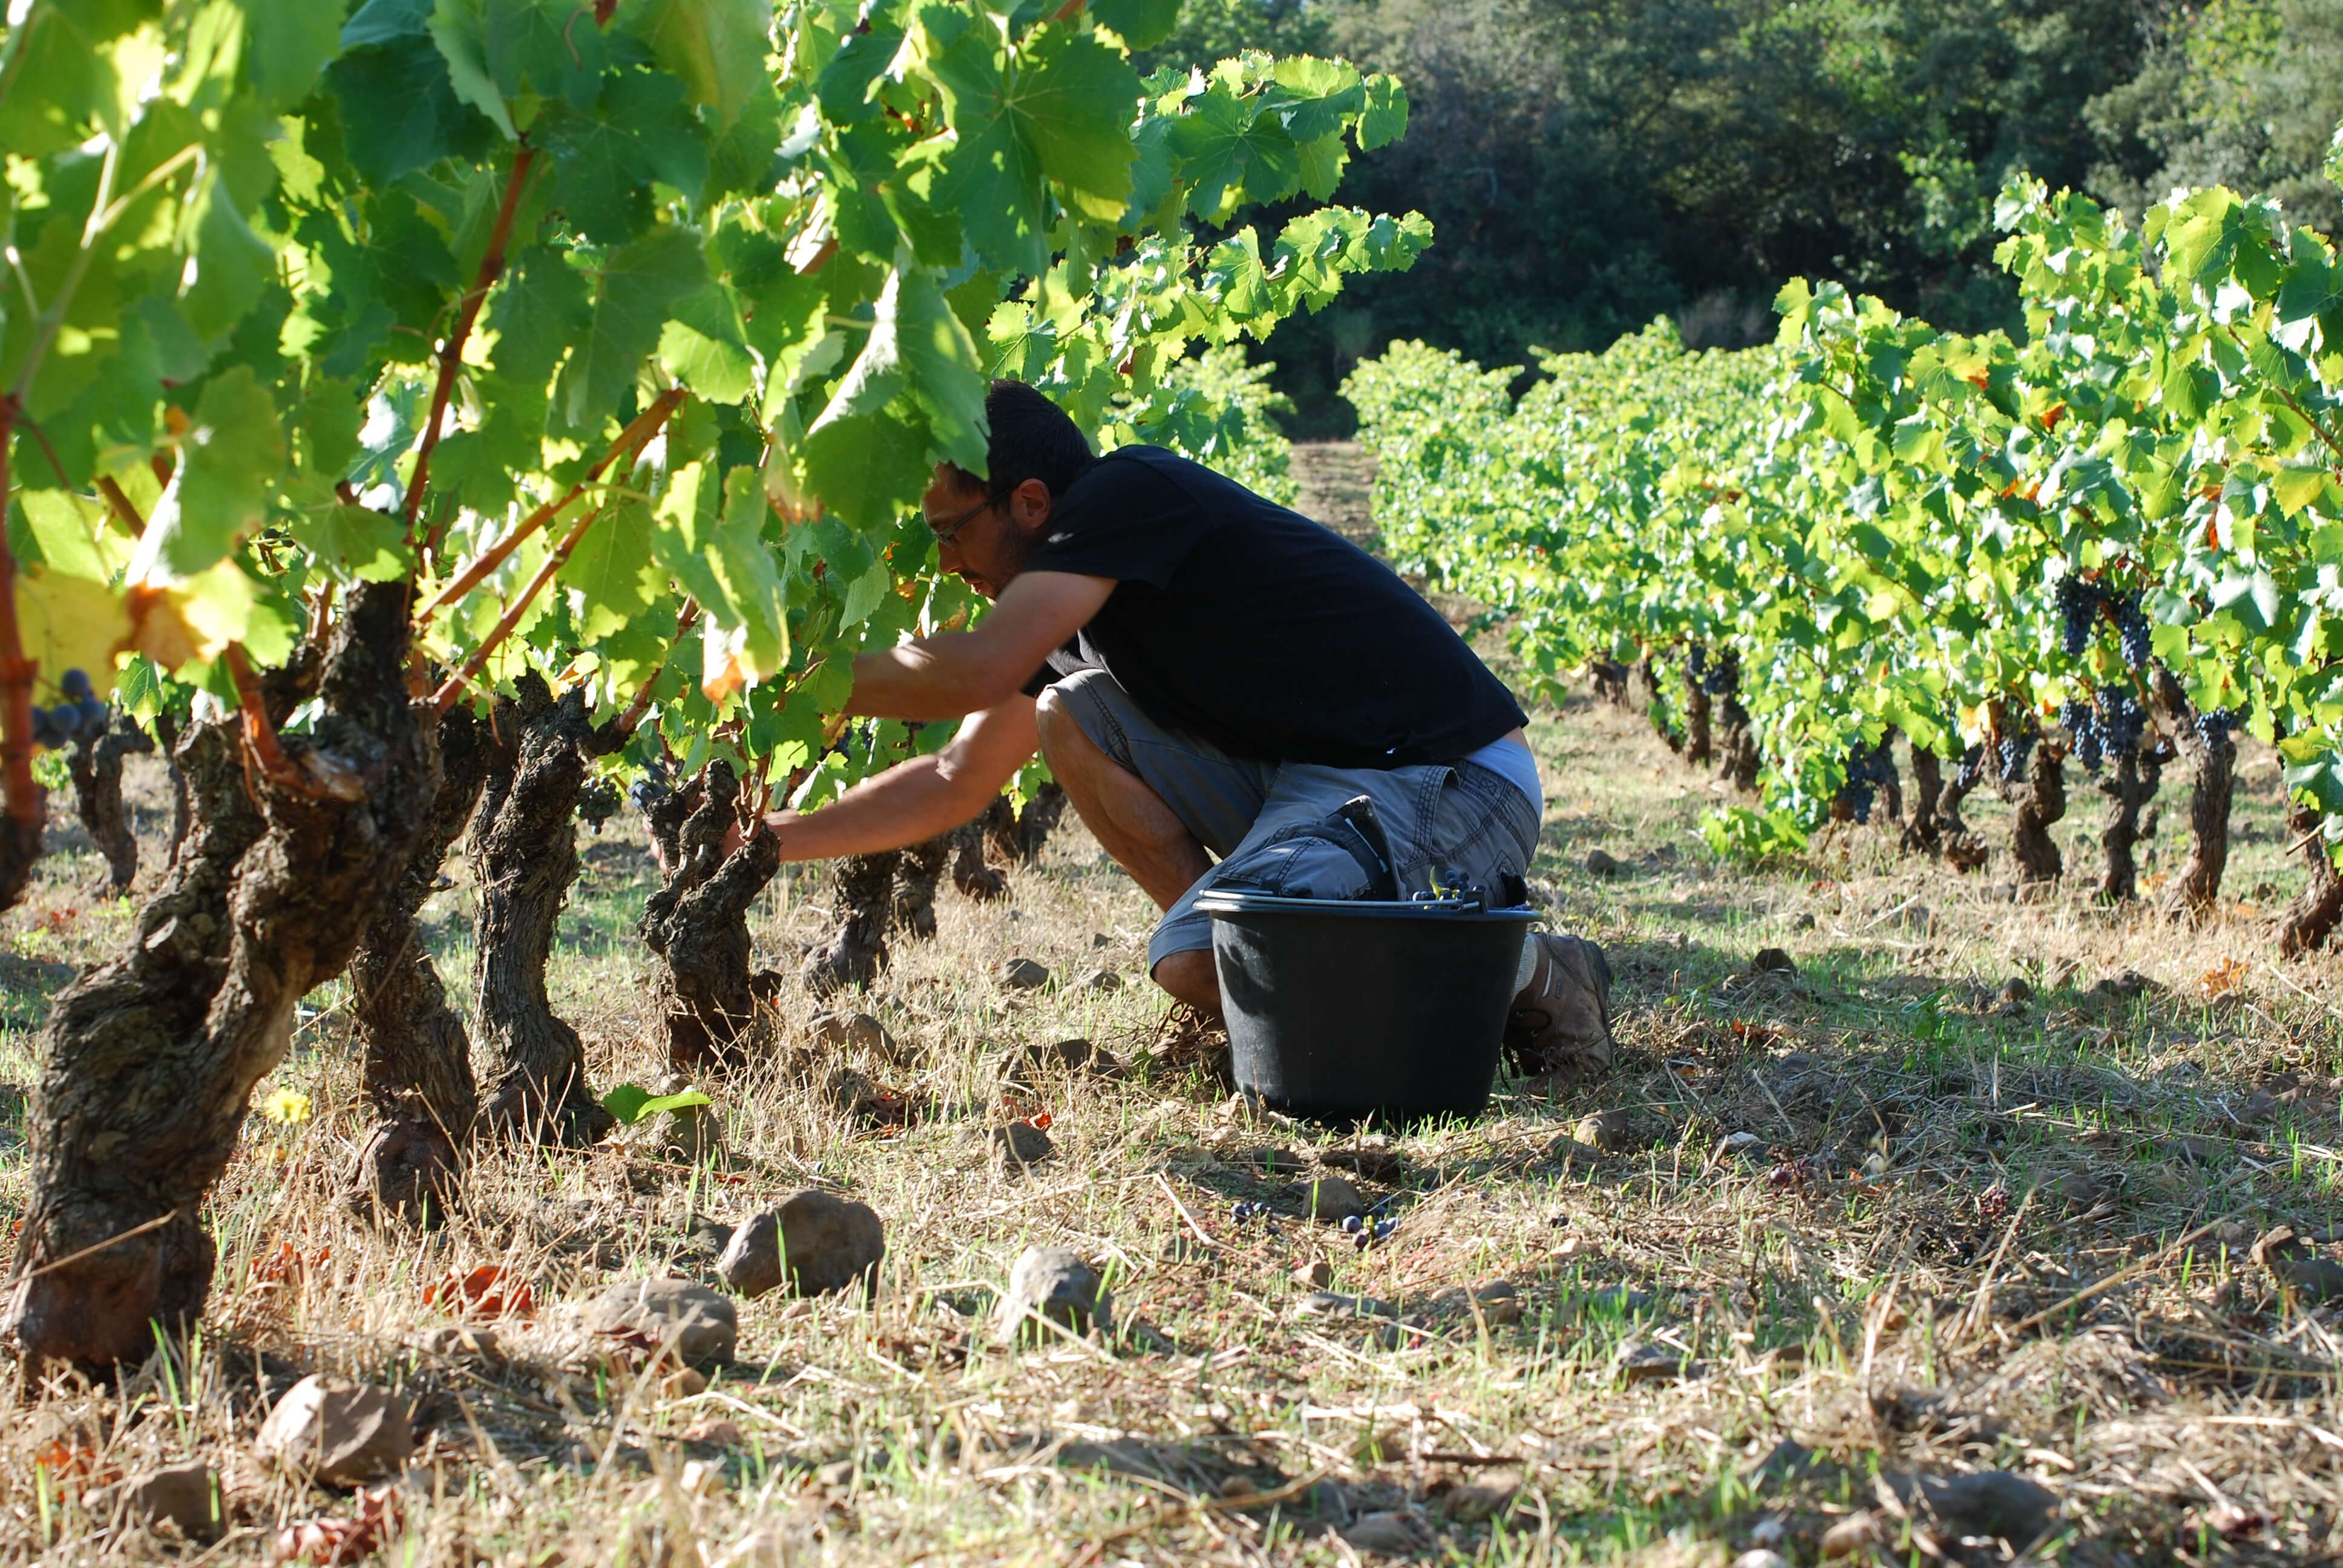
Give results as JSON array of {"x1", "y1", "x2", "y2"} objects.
[{"x1": 750, "y1": 381, "x2": 1613, "y2": 1079}]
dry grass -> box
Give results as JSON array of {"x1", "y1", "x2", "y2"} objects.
[{"x1": 4, "y1": 666, "x2": 2343, "y2": 1564}]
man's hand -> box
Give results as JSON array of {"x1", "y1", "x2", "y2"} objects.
[{"x1": 846, "y1": 571, "x2": 1112, "y2": 720}]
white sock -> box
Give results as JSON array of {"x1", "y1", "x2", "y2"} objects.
[{"x1": 1513, "y1": 933, "x2": 1541, "y2": 995}]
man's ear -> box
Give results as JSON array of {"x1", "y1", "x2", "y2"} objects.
[{"x1": 1009, "y1": 476, "x2": 1054, "y2": 534}]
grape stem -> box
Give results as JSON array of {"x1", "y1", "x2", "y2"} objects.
[
  {"x1": 408, "y1": 144, "x2": 541, "y2": 556},
  {"x1": 428, "y1": 498, "x2": 615, "y2": 715},
  {"x1": 611, "y1": 598, "x2": 697, "y2": 739},
  {"x1": 415, "y1": 386, "x2": 686, "y2": 624},
  {"x1": 220, "y1": 643, "x2": 298, "y2": 786}
]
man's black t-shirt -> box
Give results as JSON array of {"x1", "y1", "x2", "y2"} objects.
[{"x1": 1014, "y1": 446, "x2": 1527, "y2": 768}]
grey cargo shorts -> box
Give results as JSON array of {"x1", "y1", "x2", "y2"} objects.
[{"x1": 1042, "y1": 668, "x2": 1542, "y2": 974}]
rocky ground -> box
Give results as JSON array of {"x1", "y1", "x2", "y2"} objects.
[{"x1": 5, "y1": 457, "x2": 2343, "y2": 1565}]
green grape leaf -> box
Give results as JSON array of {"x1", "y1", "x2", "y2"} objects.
[
  {"x1": 323, "y1": 33, "x2": 499, "y2": 188},
  {"x1": 0, "y1": 0, "x2": 163, "y2": 158},
  {"x1": 342, "y1": 0, "x2": 431, "y2": 47},
  {"x1": 631, "y1": 0, "x2": 772, "y2": 126},
  {"x1": 1358, "y1": 74, "x2": 1407, "y2": 151},
  {"x1": 136, "y1": 367, "x2": 286, "y2": 579},
  {"x1": 294, "y1": 502, "x2": 413, "y2": 584},
  {"x1": 534, "y1": 71, "x2": 709, "y2": 243},
  {"x1": 558, "y1": 227, "x2": 707, "y2": 431},
  {"x1": 1091, "y1": 0, "x2": 1181, "y2": 48},
  {"x1": 893, "y1": 264, "x2": 989, "y2": 472},
  {"x1": 561, "y1": 495, "x2": 658, "y2": 641},
  {"x1": 657, "y1": 284, "x2": 756, "y2": 404},
  {"x1": 801, "y1": 402, "x2": 927, "y2": 531},
  {"x1": 929, "y1": 19, "x2": 1140, "y2": 271},
  {"x1": 15, "y1": 492, "x2": 125, "y2": 582},
  {"x1": 231, "y1": 0, "x2": 343, "y2": 109},
  {"x1": 18, "y1": 565, "x2": 129, "y2": 699}
]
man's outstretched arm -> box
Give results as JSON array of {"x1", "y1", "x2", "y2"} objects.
[
  {"x1": 846, "y1": 570, "x2": 1113, "y2": 720},
  {"x1": 754, "y1": 696, "x2": 1040, "y2": 860}
]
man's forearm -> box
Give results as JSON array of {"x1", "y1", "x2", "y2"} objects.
[
  {"x1": 847, "y1": 638, "x2": 1012, "y2": 720},
  {"x1": 762, "y1": 753, "x2": 986, "y2": 860}
]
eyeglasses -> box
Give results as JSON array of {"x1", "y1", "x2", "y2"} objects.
[{"x1": 931, "y1": 494, "x2": 995, "y2": 550}]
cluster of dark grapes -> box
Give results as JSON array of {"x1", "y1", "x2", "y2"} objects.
[
  {"x1": 2110, "y1": 591, "x2": 2152, "y2": 670},
  {"x1": 1835, "y1": 743, "x2": 1898, "y2": 824},
  {"x1": 626, "y1": 757, "x2": 675, "y2": 816},
  {"x1": 2055, "y1": 577, "x2": 2102, "y2": 657},
  {"x1": 1686, "y1": 643, "x2": 1708, "y2": 682},
  {"x1": 1954, "y1": 743, "x2": 1987, "y2": 791},
  {"x1": 26, "y1": 669, "x2": 106, "y2": 751},
  {"x1": 1700, "y1": 653, "x2": 1734, "y2": 696},
  {"x1": 1340, "y1": 1213, "x2": 1399, "y2": 1250},
  {"x1": 2101, "y1": 688, "x2": 2147, "y2": 754},
  {"x1": 2059, "y1": 688, "x2": 2148, "y2": 774},
  {"x1": 1995, "y1": 723, "x2": 2037, "y2": 786},
  {"x1": 577, "y1": 779, "x2": 621, "y2": 833},
  {"x1": 2194, "y1": 707, "x2": 2238, "y2": 753}
]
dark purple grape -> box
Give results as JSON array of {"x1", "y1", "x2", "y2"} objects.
[
  {"x1": 2054, "y1": 577, "x2": 2100, "y2": 658},
  {"x1": 2194, "y1": 707, "x2": 2236, "y2": 753},
  {"x1": 48, "y1": 701, "x2": 82, "y2": 739},
  {"x1": 1995, "y1": 725, "x2": 2037, "y2": 786},
  {"x1": 58, "y1": 667, "x2": 92, "y2": 701},
  {"x1": 2110, "y1": 592, "x2": 2151, "y2": 670},
  {"x1": 2100, "y1": 688, "x2": 2146, "y2": 755},
  {"x1": 2060, "y1": 699, "x2": 2102, "y2": 773}
]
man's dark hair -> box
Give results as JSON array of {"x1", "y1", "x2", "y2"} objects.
[{"x1": 950, "y1": 379, "x2": 1093, "y2": 503}]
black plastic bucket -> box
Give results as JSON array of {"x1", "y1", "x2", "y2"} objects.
[{"x1": 1194, "y1": 889, "x2": 1539, "y2": 1124}]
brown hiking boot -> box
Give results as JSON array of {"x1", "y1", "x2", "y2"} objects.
[{"x1": 1504, "y1": 933, "x2": 1616, "y2": 1082}]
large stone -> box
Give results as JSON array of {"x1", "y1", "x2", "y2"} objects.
[
  {"x1": 255, "y1": 1376, "x2": 413, "y2": 1487},
  {"x1": 1573, "y1": 1109, "x2": 1637, "y2": 1152},
  {"x1": 96, "y1": 1461, "x2": 220, "y2": 1541},
  {"x1": 998, "y1": 957, "x2": 1051, "y2": 990},
  {"x1": 717, "y1": 1190, "x2": 885, "y2": 1299},
  {"x1": 1288, "y1": 1174, "x2": 1366, "y2": 1224},
  {"x1": 809, "y1": 1011, "x2": 895, "y2": 1056},
  {"x1": 1881, "y1": 1470, "x2": 2058, "y2": 1546},
  {"x1": 580, "y1": 1277, "x2": 739, "y2": 1364},
  {"x1": 995, "y1": 1246, "x2": 1110, "y2": 1343},
  {"x1": 991, "y1": 1120, "x2": 1054, "y2": 1174}
]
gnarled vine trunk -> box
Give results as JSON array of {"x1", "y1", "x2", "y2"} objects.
[
  {"x1": 2095, "y1": 743, "x2": 2163, "y2": 903},
  {"x1": 1902, "y1": 748, "x2": 1944, "y2": 854},
  {"x1": 2002, "y1": 742, "x2": 2067, "y2": 882},
  {"x1": 641, "y1": 760, "x2": 783, "y2": 1072},
  {"x1": 1715, "y1": 702, "x2": 1759, "y2": 793},
  {"x1": 1013, "y1": 780, "x2": 1068, "y2": 863},
  {"x1": 1588, "y1": 659, "x2": 1628, "y2": 707},
  {"x1": 470, "y1": 676, "x2": 617, "y2": 1145},
  {"x1": 5, "y1": 582, "x2": 427, "y2": 1370},
  {"x1": 804, "y1": 851, "x2": 899, "y2": 996},
  {"x1": 154, "y1": 712, "x2": 191, "y2": 869},
  {"x1": 1873, "y1": 733, "x2": 1904, "y2": 832},
  {"x1": 1938, "y1": 761, "x2": 1990, "y2": 872},
  {"x1": 2279, "y1": 802, "x2": 2343, "y2": 956},
  {"x1": 2155, "y1": 684, "x2": 2230, "y2": 918},
  {"x1": 345, "y1": 705, "x2": 490, "y2": 1223},
  {"x1": 66, "y1": 713, "x2": 153, "y2": 895},
  {"x1": 1682, "y1": 657, "x2": 1713, "y2": 768},
  {"x1": 893, "y1": 832, "x2": 951, "y2": 938},
  {"x1": 953, "y1": 814, "x2": 1008, "y2": 900}
]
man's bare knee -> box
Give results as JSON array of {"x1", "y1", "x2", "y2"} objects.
[
  {"x1": 1032, "y1": 685, "x2": 1094, "y2": 769},
  {"x1": 1152, "y1": 948, "x2": 1220, "y2": 1014}
]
